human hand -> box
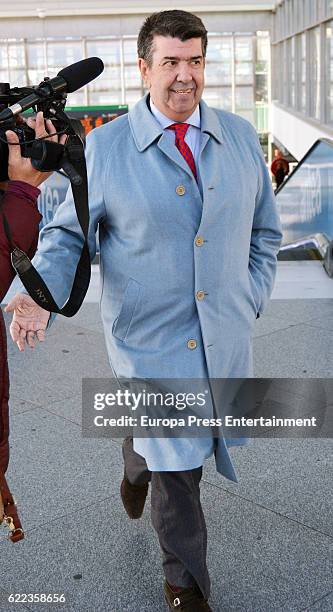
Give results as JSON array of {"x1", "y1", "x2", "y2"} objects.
[
  {"x1": 4, "y1": 293, "x2": 50, "y2": 352},
  {"x1": 6, "y1": 111, "x2": 67, "y2": 187}
]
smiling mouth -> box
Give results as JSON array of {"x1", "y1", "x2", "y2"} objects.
[{"x1": 170, "y1": 88, "x2": 194, "y2": 94}]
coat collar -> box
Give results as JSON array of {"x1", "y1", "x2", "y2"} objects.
[
  {"x1": 200, "y1": 97, "x2": 223, "y2": 145},
  {"x1": 128, "y1": 93, "x2": 223, "y2": 152}
]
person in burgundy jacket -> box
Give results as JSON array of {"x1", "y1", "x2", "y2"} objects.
[
  {"x1": 0, "y1": 180, "x2": 42, "y2": 469},
  {"x1": 0, "y1": 113, "x2": 66, "y2": 519}
]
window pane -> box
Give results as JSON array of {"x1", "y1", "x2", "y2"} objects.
[
  {"x1": 235, "y1": 61, "x2": 253, "y2": 84},
  {"x1": 206, "y1": 37, "x2": 233, "y2": 92},
  {"x1": 255, "y1": 103, "x2": 268, "y2": 133},
  {"x1": 310, "y1": 27, "x2": 321, "y2": 119},
  {"x1": 7, "y1": 69, "x2": 26, "y2": 87},
  {"x1": 282, "y1": 40, "x2": 288, "y2": 105},
  {"x1": 235, "y1": 37, "x2": 253, "y2": 61},
  {"x1": 87, "y1": 39, "x2": 121, "y2": 101},
  {"x1": 0, "y1": 45, "x2": 9, "y2": 70},
  {"x1": 27, "y1": 68, "x2": 48, "y2": 85},
  {"x1": 123, "y1": 38, "x2": 137, "y2": 63},
  {"x1": 255, "y1": 73, "x2": 267, "y2": 103},
  {"x1": 300, "y1": 33, "x2": 306, "y2": 112},
  {"x1": 0, "y1": 42, "x2": 26, "y2": 85},
  {"x1": 235, "y1": 86, "x2": 253, "y2": 109},
  {"x1": 122, "y1": 39, "x2": 141, "y2": 92},
  {"x1": 326, "y1": 22, "x2": 333, "y2": 122},
  {"x1": 237, "y1": 109, "x2": 255, "y2": 124},
  {"x1": 206, "y1": 37, "x2": 232, "y2": 62},
  {"x1": 0, "y1": 69, "x2": 9, "y2": 83},
  {"x1": 86, "y1": 39, "x2": 121, "y2": 66},
  {"x1": 47, "y1": 42, "x2": 82, "y2": 71},
  {"x1": 256, "y1": 33, "x2": 269, "y2": 63},
  {"x1": 318, "y1": 0, "x2": 325, "y2": 19},
  {"x1": 125, "y1": 89, "x2": 142, "y2": 107},
  {"x1": 88, "y1": 65, "x2": 121, "y2": 94},
  {"x1": 203, "y1": 87, "x2": 232, "y2": 110},
  {"x1": 290, "y1": 37, "x2": 295, "y2": 108},
  {"x1": 89, "y1": 90, "x2": 122, "y2": 105},
  {"x1": 7, "y1": 43, "x2": 24, "y2": 69},
  {"x1": 271, "y1": 44, "x2": 280, "y2": 102},
  {"x1": 205, "y1": 62, "x2": 232, "y2": 86},
  {"x1": 255, "y1": 32, "x2": 269, "y2": 104},
  {"x1": 294, "y1": 0, "x2": 302, "y2": 30},
  {"x1": 235, "y1": 35, "x2": 254, "y2": 86},
  {"x1": 27, "y1": 42, "x2": 45, "y2": 70},
  {"x1": 124, "y1": 64, "x2": 141, "y2": 89},
  {"x1": 67, "y1": 90, "x2": 85, "y2": 106}
]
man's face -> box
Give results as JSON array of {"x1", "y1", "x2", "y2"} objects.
[{"x1": 138, "y1": 35, "x2": 205, "y2": 122}]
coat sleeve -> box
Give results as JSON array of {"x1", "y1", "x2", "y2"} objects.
[
  {"x1": 0, "y1": 182, "x2": 42, "y2": 302},
  {"x1": 248, "y1": 126, "x2": 283, "y2": 315},
  {"x1": 19, "y1": 128, "x2": 107, "y2": 309}
]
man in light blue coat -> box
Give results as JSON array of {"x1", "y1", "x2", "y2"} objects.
[{"x1": 7, "y1": 10, "x2": 282, "y2": 610}]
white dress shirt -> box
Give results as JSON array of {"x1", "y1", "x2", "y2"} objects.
[{"x1": 150, "y1": 98, "x2": 201, "y2": 168}]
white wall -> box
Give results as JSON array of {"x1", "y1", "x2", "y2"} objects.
[
  {"x1": 1, "y1": 1, "x2": 278, "y2": 18},
  {"x1": 271, "y1": 102, "x2": 333, "y2": 160},
  {"x1": 0, "y1": 12, "x2": 272, "y2": 39}
]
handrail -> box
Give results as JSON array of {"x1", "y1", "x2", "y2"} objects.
[
  {"x1": 279, "y1": 233, "x2": 330, "y2": 259},
  {"x1": 274, "y1": 138, "x2": 333, "y2": 195}
]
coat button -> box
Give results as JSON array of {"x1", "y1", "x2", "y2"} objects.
[
  {"x1": 176, "y1": 185, "x2": 186, "y2": 196},
  {"x1": 195, "y1": 236, "x2": 204, "y2": 247},
  {"x1": 187, "y1": 339, "x2": 197, "y2": 350},
  {"x1": 196, "y1": 290, "x2": 205, "y2": 300}
]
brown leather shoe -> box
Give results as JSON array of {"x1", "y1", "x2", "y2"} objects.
[
  {"x1": 120, "y1": 472, "x2": 148, "y2": 519},
  {"x1": 164, "y1": 581, "x2": 212, "y2": 611}
]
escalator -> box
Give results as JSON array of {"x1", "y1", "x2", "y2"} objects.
[{"x1": 275, "y1": 139, "x2": 333, "y2": 275}]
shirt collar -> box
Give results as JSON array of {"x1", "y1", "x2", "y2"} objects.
[
  {"x1": 128, "y1": 93, "x2": 223, "y2": 152},
  {"x1": 150, "y1": 97, "x2": 201, "y2": 130}
]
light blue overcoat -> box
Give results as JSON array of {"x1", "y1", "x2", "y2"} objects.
[{"x1": 29, "y1": 94, "x2": 283, "y2": 482}]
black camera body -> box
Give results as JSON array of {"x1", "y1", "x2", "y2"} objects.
[{"x1": 0, "y1": 81, "x2": 84, "y2": 182}]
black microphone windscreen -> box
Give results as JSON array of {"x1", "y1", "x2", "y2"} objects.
[{"x1": 57, "y1": 57, "x2": 104, "y2": 93}]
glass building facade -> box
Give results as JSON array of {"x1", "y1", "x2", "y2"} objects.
[
  {"x1": 272, "y1": 0, "x2": 333, "y2": 127},
  {"x1": 0, "y1": 31, "x2": 270, "y2": 134}
]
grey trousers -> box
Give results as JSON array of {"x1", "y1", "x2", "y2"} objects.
[{"x1": 122, "y1": 437, "x2": 211, "y2": 599}]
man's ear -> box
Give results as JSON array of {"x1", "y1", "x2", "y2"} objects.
[{"x1": 138, "y1": 58, "x2": 150, "y2": 89}]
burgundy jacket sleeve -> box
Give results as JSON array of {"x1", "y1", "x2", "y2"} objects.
[{"x1": 0, "y1": 181, "x2": 42, "y2": 302}]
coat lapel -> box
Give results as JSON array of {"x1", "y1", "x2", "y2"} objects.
[
  {"x1": 197, "y1": 101, "x2": 224, "y2": 202},
  {"x1": 157, "y1": 132, "x2": 195, "y2": 181},
  {"x1": 128, "y1": 93, "x2": 163, "y2": 151},
  {"x1": 199, "y1": 99, "x2": 224, "y2": 148},
  {"x1": 128, "y1": 94, "x2": 224, "y2": 192},
  {"x1": 129, "y1": 94, "x2": 195, "y2": 180}
]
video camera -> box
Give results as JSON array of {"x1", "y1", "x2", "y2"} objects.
[
  {"x1": 0, "y1": 57, "x2": 104, "y2": 316},
  {"x1": 0, "y1": 57, "x2": 104, "y2": 182}
]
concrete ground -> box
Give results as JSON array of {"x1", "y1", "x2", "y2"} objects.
[{"x1": 0, "y1": 262, "x2": 333, "y2": 612}]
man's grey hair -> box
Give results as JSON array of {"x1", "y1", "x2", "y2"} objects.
[{"x1": 138, "y1": 10, "x2": 208, "y2": 67}]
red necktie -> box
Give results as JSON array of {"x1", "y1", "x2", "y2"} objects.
[{"x1": 167, "y1": 123, "x2": 197, "y2": 179}]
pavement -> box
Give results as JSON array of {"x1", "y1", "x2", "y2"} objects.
[{"x1": 0, "y1": 261, "x2": 333, "y2": 612}]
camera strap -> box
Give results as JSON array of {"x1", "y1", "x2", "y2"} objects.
[{"x1": 3, "y1": 135, "x2": 91, "y2": 317}]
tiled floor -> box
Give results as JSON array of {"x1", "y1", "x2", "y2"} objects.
[{"x1": 1, "y1": 294, "x2": 332, "y2": 612}]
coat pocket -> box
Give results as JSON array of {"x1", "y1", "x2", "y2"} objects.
[
  {"x1": 112, "y1": 278, "x2": 142, "y2": 342},
  {"x1": 247, "y1": 269, "x2": 261, "y2": 316}
]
